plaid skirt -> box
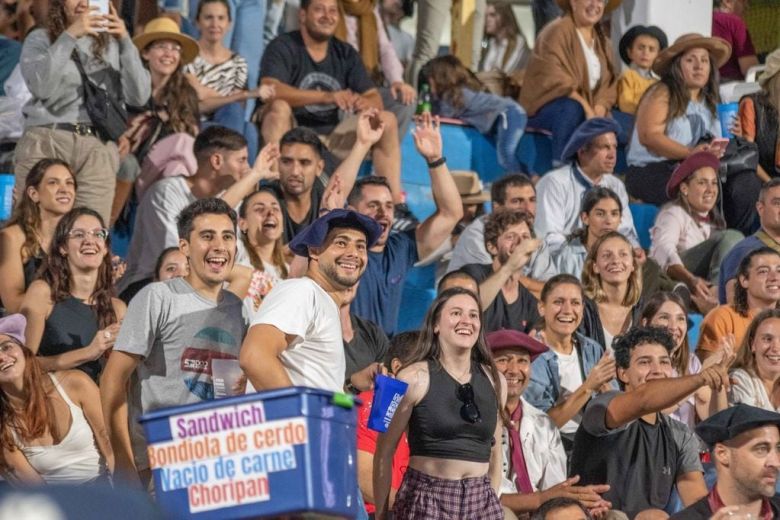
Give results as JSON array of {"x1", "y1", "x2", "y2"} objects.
[{"x1": 392, "y1": 467, "x2": 503, "y2": 520}]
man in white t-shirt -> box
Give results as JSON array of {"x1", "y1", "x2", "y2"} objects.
[
  {"x1": 118, "y1": 125, "x2": 278, "y2": 300},
  {"x1": 240, "y1": 209, "x2": 383, "y2": 393}
]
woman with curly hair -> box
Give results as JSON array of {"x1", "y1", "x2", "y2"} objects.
[
  {"x1": 0, "y1": 313, "x2": 112, "y2": 484},
  {"x1": 0, "y1": 159, "x2": 76, "y2": 313},
  {"x1": 20, "y1": 207, "x2": 126, "y2": 381},
  {"x1": 14, "y1": 0, "x2": 150, "y2": 224}
]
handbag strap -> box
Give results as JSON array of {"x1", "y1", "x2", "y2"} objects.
[
  {"x1": 71, "y1": 50, "x2": 92, "y2": 85},
  {"x1": 71, "y1": 49, "x2": 125, "y2": 104}
]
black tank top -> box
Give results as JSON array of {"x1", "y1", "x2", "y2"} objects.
[
  {"x1": 408, "y1": 360, "x2": 498, "y2": 463},
  {"x1": 22, "y1": 255, "x2": 44, "y2": 289},
  {"x1": 38, "y1": 297, "x2": 101, "y2": 381}
]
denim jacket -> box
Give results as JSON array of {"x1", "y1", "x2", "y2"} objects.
[{"x1": 525, "y1": 332, "x2": 615, "y2": 412}]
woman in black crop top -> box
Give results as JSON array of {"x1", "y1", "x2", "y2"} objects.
[
  {"x1": 20, "y1": 208, "x2": 125, "y2": 381},
  {"x1": 373, "y1": 287, "x2": 506, "y2": 520},
  {"x1": 0, "y1": 159, "x2": 76, "y2": 313}
]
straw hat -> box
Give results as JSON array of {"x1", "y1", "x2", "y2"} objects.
[
  {"x1": 452, "y1": 171, "x2": 490, "y2": 205},
  {"x1": 759, "y1": 48, "x2": 780, "y2": 88},
  {"x1": 555, "y1": 0, "x2": 622, "y2": 15},
  {"x1": 652, "y1": 33, "x2": 731, "y2": 77},
  {"x1": 133, "y1": 17, "x2": 200, "y2": 65}
]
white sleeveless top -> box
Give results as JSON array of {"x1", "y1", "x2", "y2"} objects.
[{"x1": 14, "y1": 374, "x2": 107, "y2": 484}]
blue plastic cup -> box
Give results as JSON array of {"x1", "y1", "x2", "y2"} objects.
[
  {"x1": 0, "y1": 175, "x2": 14, "y2": 222},
  {"x1": 368, "y1": 374, "x2": 409, "y2": 433},
  {"x1": 717, "y1": 102, "x2": 739, "y2": 139}
]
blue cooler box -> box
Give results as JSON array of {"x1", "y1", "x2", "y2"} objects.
[{"x1": 139, "y1": 387, "x2": 360, "y2": 519}]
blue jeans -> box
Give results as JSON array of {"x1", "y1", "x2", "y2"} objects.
[
  {"x1": 203, "y1": 102, "x2": 259, "y2": 164},
  {"x1": 186, "y1": 0, "x2": 266, "y2": 117},
  {"x1": 494, "y1": 103, "x2": 528, "y2": 172},
  {"x1": 527, "y1": 97, "x2": 585, "y2": 163}
]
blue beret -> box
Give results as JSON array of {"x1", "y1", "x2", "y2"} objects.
[
  {"x1": 288, "y1": 209, "x2": 383, "y2": 257},
  {"x1": 561, "y1": 118, "x2": 623, "y2": 163}
]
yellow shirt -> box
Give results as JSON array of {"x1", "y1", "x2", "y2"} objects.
[{"x1": 617, "y1": 68, "x2": 657, "y2": 115}]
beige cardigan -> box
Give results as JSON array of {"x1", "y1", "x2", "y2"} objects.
[{"x1": 519, "y1": 14, "x2": 617, "y2": 117}]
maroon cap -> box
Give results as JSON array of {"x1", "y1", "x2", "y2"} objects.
[
  {"x1": 486, "y1": 329, "x2": 548, "y2": 361},
  {"x1": 666, "y1": 151, "x2": 721, "y2": 199}
]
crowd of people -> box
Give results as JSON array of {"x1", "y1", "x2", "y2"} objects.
[{"x1": 1, "y1": 0, "x2": 780, "y2": 518}]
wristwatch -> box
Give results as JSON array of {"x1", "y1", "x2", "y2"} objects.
[
  {"x1": 344, "y1": 378, "x2": 360, "y2": 395},
  {"x1": 427, "y1": 156, "x2": 446, "y2": 169}
]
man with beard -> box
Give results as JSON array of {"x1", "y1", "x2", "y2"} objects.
[
  {"x1": 461, "y1": 209, "x2": 541, "y2": 334},
  {"x1": 347, "y1": 113, "x2": 462, "y2": 335},
  {"x1": 240, "y1": 209, "x2": 382, "y2": 393},
  {"x1": 101, "y1": 198, "x2": 247, "y2": 487},
  {"x1": 570, "y1": 327, "x2": 734, "y2": 519},
  {"x1": 269, "y1": 110, "x2": 384, "y2": 243},
  {"x1": 486, "y1": 329, "x2": 611, "y2": 518},
  {"x1": 671, "y1": 404, "x2": 780, "y2": 519},
  {"x1": 257, "y1": 0, "x2": 404, "y2": 204}
]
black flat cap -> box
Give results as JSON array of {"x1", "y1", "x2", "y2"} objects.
[{"x1": 696, "y1": 404, "x2": 780, "y2": 446}]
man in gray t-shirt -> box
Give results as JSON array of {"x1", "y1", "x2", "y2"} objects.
[
  {"x1": 569, "y1": 327, "x2": 732, "y2": 518},
  {"x1": 101, "y1": 198, "x2": 247, "y2": 487}
]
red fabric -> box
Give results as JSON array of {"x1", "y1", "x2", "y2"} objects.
[
  {"x1": 707, "y1": 485, "x2": 773, "y2": 519},
  {"x1": 712, "y1": 12, "x2": 756, "y2": 80},
  {"x1": 508, "y1": 403, "x2": 534, "y2": 494},
  {"x1": 356, "y1": 390, "x2": 410, "y2": 514}
]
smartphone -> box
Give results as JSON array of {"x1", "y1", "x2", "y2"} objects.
[
  {"x1": 90, "y1": 0, "x2": 109, "y2": 30},
  {"x1": 90, "y1": 0, "x2": 109, "y2": 14},
  {"x1": 710, "y1": 137, "x2": 730, "y2": 156}
]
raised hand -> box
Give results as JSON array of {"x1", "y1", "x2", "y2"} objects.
[
  {"x1": 66, "y1": 5, "x2": 104, "y2": 39},
  {"x1": 702, "y1": 334, "x2": 736, "y2": 370},
  {"x1": 506, "y1": 237, "x2": 540, "y2": 272},
  {"x1": 699, "y1": 345, "x2": 735, "y2": 391},
  {"x1": 320, "y1": 174, "x2": 345, "y2": 212},
  {"x1": 356, "y1": 108, "x2": 385, "y2": 147},
  {"x1": 584, "y1": 352, "x2": 616, "y2": 392},
  {"x1": 412, "y1": 112, "x2": 443, "y2": 162},
  {"x1": 252, "y1": 143, "x2": 280, "y2": 180},
  {"x1": 104, "y1": 3, "x2": 128, "y2": 39}
]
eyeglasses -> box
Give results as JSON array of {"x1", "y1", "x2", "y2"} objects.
[
  {"x1": 67, "y1": 228, "x2": 109, "y2": 242},
  {"x1": 456, "y1": 382, "x2": 481, "y2": 424},
  {"x1": 150, "y1": 42, "x2": 182, "y2": 54}
]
